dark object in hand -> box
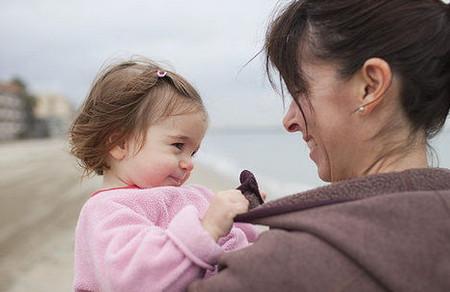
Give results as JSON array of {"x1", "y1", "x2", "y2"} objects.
[{"x1": 236, "y1": 170, "x2": 264, "y2": 209}]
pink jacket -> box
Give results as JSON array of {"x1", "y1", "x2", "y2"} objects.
[{"x1": 73, "y1": 185, "x2": 258, "y2": 292}]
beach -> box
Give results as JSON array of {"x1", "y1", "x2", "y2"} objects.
[
  {"x1": 0, "y1": 139, "x2": 234, "y2": 292},
  {"x1": 1, "y1": 130, "x2": 450, "y2": 292}
]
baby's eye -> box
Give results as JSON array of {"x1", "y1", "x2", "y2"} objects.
[
  {"x1": 172, "y1": 143, "x2": 184, "y2": 150},
  {"x1": 191, "y1": 150, "x2": 197, "y2": 157}
]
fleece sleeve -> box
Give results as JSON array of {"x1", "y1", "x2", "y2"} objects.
[
  {"x1": 218, "y1": 222, "x2": 259, "y2": 252},
  {"x1": 187, "y1": 184, "x2": 260, "y2": 251},
  {"x1": 77, "y1": 201, "x2": 223, "y2": 292}
]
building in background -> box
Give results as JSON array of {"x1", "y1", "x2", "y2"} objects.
[
  {"x1": 34, "y1": 93, "x2": 75, "y2": 137},
  {"x1": 0, "y1": 79, "x2": 75, "y2": 141},
  {"x1": 0, "y1": 90, "x2": 26, "y2": 141},
  {"x1": 0, "y1": 81, "x2": 29, "y2": 141}
]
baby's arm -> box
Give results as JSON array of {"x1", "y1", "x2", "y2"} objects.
[
  {"x1": 220, "y1": 222, "x2": 260, "y2": 249},
  {"x1": 192, "y1": 184, "x2": 260, "y2": 251},
  {"x1": 75, "y1": 200, "x2": 223, "y2": 292}
]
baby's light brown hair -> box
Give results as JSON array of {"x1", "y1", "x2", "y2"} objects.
[{"x1": 69, "y1": 58, "x2": 206, "y2": 176}]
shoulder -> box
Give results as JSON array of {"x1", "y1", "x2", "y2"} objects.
[
  {"x1": 189, "y1": 229, "x2": 378, "y2": 292},
  {"x1": 80, "y1": 185, "x2": 214, "y2": 218},
  {"x1": 183, "y1": 184, "x2": 215, "y2": 198},
  {"x1": 242, "y1": 189, "x2": 450, "y2": 291},
  {"x1": 87, "y1": 185, "x2": 212, "y2": 203}
]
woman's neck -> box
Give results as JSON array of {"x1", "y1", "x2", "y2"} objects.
[{"x1": 361, "y1": 140, "x2": 429, "y2": 177}]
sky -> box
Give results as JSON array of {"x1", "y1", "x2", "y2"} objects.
[
  {"x1": 3, "y1": 0, "x2": 449, "y2": 129},
  {"x1": 0, "y1": 0, "x2": 289, "y2": 128}
]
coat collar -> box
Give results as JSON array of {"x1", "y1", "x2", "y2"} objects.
[{"x1": 236, "y1": 168, "x2": 450, "y2": 222}]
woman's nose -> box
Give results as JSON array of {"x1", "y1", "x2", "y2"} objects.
[
  {"x1": 179, "y1": 158, "x2": 194, "y2": 171},
  {"x1": 283, "y1": 100, "x2": 302, "y2": 133}
]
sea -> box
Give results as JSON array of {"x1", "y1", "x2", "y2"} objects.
[{"x1": 196, "y1": 126, "x2": 450, "y2": 200}]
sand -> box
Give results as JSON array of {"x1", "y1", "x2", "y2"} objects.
[{"x1": 0, "y1": 139, "x2": 237, "y2": 292}]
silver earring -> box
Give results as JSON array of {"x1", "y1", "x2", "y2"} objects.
[{"x1": 357, "y1": 106, "x2": 365, "y2": 113}]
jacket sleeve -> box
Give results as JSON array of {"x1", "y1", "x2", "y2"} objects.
[
  {"x1": 201, "y1": 222, "x2": 261, "y2": 279},
  {"x1": 218, "y1": 222, "x2": 259, "y2": 252},
  {"x1": 188, "y1": 229, "x2": 380, "y2": 292},
  {"x1": 76, "y1": 200, "x2": 223, "y2": 292}
]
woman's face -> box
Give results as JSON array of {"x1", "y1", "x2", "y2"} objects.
[{"x1": 283, "y1": 61, "x2": 363, "y2": 182}]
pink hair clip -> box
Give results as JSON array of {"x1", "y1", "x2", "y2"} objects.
[{"x1": 156, "y1": 70, "x2": 167, "y2": 78}]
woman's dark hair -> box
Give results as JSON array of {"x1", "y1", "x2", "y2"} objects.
[{"x1": 265, "y1": 0, "x2": 450, "y2": 139}]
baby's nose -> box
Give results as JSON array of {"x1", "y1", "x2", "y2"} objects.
[{"x1": 179, "y1": 158, "x2": 194, "y2": 171}]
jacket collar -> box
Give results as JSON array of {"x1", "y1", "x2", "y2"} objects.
[{"x1": 236, "y1": 168, "x2": 450, "y2": 222}]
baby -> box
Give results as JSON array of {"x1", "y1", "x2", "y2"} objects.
[{"x1": 69, "y1": 58, "x2": 258, "y2": 292}]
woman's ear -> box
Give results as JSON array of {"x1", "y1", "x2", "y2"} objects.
[
  {"x1": 356, "y1": 58, "x2": 393, "y2": 114},
  {"x1": 108, "y1": 133, "x2": 128, "y2": 161}
]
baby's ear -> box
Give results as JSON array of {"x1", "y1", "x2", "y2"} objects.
[
  {"x1": 109, "y1": 144, "x2": 127, "y2": 160},
  {"x1": 108, "y1": 133, "x2": 128, "y2": 161}
]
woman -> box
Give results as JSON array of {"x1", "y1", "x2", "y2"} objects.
[{"x1": 189, "y1": 0, "x2": 450, "y2": 291}]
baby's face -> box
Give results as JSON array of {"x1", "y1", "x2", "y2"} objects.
[{"x1": 118, "y1": 111, "x2": 208, "y2": 188}]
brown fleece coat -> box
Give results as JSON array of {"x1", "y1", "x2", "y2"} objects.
[{"x1": 188, "y1": 168, "x2": 450, "y2": 292}]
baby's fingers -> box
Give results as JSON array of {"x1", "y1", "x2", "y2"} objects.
[{"x1": 233, "y1": 198, "x2": 249, "y2": 214}]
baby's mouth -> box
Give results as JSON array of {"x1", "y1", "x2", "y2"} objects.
[{"x1": 169, "y1": 175, "x2": 185, "y2": 186}]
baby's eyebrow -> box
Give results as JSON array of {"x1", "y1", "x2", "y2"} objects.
[{"x1": 167, "y1": 135, "x2": 189, "y2": 141}]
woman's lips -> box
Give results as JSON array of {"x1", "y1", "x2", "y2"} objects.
[
  {"x1": 306, "y1": 139, "x2": 316, "y2": 150},
  {"x1": 304, "y1": 135, "x2": 316, "y2": 150},
  {"x1": 304, "y1": 136, "x2": 318, "y2": 161}
]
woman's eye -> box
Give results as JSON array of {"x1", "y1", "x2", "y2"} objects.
[{"x1": 172, "y1": 143, "x2": 184, "y2": 150}]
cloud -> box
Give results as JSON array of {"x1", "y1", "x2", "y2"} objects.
[{"x1": 0, "y1": 0, "x2": 287, "y2": 127}]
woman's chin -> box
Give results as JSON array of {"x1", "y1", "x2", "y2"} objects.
[
  {"x1": 317, "y1": 169, "x2": 332, "y2": 182},
  {"x1": 311, "y1": 149, "x2": 335, "y2": 182},
  {"x1": 315, "y1": 160, "x2": 332, "y2": 182}
]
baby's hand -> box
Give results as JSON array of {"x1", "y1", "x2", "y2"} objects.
[{"x1": 202, "y1": 190, "x2": 249, "y2": 241}]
